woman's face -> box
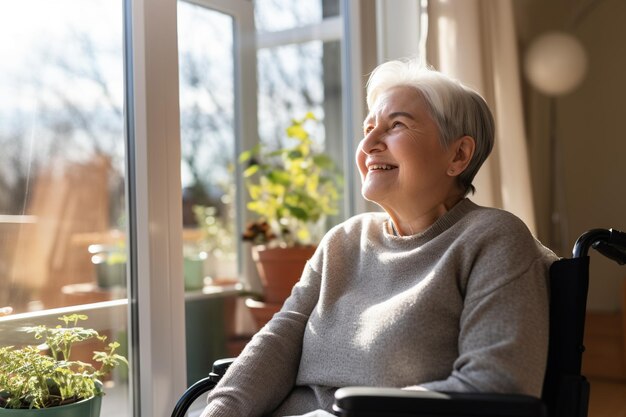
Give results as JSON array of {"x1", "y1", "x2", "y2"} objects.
[{"x1": 356, "y1": 86, "x2": 457, "y2": 212}]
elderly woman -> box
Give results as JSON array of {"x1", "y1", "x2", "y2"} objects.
[{"x1": 201, "y1": 58, "x2": 556, "y2": 417}]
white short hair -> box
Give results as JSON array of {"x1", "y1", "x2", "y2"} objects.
[{"x1": 366, "y1": 58, "x2": 495, "y2": 195}]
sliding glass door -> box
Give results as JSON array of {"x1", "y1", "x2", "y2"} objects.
[{"x1": 0, "y1": 0, "x2": 131, "y2": 414}]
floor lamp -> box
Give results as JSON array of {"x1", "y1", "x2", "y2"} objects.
[{"x1": 523, "y1": 31, "x2": 588, "y2": 255}]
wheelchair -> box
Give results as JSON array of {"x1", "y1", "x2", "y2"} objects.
[{"x1": 172, "y1": 228, "x2": 626, "y2": 417}]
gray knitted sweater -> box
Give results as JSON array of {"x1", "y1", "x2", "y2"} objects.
[{"x1": 202, "y1": 199, "x2": 556, "y2": 417}]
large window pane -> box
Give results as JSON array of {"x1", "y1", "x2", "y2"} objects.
[
  {"x1": 178, "y1": 2, "x2": 237, "y2": 277},
  {"x1": 0, "y1": 0, "x2": 130, "y2": 414},
  {"x1": 257, "y1": 42, "x2": 326, "y2": 148},
  {"x1": 255, "y1": 0, "x2": 345, "y2": 222},
  {"x1": 175, "y1": 0, "x2": 346, "y2": 402},
  {"x1": 254, "y1": 0, "x2": 339, "y2": 33},
  {"x1": 177, "y1": 1, "x2": 246, "y2": 393}
]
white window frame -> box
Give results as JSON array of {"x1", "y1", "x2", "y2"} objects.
[
  {"x1": 125, "y1": 0, "x2": 186, "y2": 415},
  {"x1": 126, "y1": 0, "x2": 255, "y2": 415},
  {"x1": 342, "y1": 0, "x2": 366, "y2": 215}
]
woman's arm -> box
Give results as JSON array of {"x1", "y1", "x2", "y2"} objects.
[
  {"x1": 200, "y1": 262, "x2": 322, "y2": 417},
  {"x1": 415, "y1": 254, "x2": 550, "y2": 396}
]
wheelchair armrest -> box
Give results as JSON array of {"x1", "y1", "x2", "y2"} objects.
[
  {"x1": 333, "y1": 387, "x2": 547, "y2": 417},
  {"x1": 170, "y1": 358, "x2": 237, "y2": 417},
  {"x1": 212, "y1": 357, "x2": 236, "y2": 377}
]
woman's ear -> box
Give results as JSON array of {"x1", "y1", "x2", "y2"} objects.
[{"x1": 447, "y1": 136, "x2": 475, "y2": 176}]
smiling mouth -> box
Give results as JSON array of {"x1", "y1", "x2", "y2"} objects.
[{"x1": 368, "y1": 164, "x2": 397, "y2": 171}]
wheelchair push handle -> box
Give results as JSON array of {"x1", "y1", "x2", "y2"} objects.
[
  {"x1": 608, "y1": 228, "x2": 626, "y2": 250},
  {"x1": 573, "y1": 228, "x2": 626, "y2": 265}
]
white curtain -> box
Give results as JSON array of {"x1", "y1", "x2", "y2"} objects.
[{"x1": 426, "y1": 0, "x2": 537, "y2": 234}]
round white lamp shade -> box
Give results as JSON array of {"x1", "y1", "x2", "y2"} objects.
[{"x1": 524, "y1": 31, "x2": 588, "y2": 96}]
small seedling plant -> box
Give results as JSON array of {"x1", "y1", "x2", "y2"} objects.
[{"x1": 0, "y1": 314, "x2": 127, "y2": 409}]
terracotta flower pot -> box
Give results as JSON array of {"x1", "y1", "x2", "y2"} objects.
[
  {"x1": 245, "y1": 298, "x2": 282, "y2": 329},
  {"x1": 251, "y1": 245, "x2": 316, "y2": 304}
]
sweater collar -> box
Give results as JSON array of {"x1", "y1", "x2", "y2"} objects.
[{"x1": 385, "y1": 198, "x2": 477, "y2": 243}]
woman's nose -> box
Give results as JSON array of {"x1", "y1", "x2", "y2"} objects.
[{"x1": 360, "y1": 129, "x2": 386, "y2": 155}]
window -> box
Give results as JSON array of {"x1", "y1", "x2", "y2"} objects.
[
  {"x1": 176, "y1": 0, "x2": 347, "y2": 284},
  {"x1": 178, "y1": 2, "x2": 237, "y2": 276},
  {"x1": 1, "y1": 0, "x2": 369, "y2": 414},
  {"x1": 173, "y1": 0, "x2": 351, "y2": 404},
  {"x1": 0, "y1": 0, "x2": 130, "y2": 414},
  {"x1": 177, "y1": 1, "x2": 246, "y2": 391},
  {"x1": 255, "y1": 0, "x2": 347, "y2": 222}
]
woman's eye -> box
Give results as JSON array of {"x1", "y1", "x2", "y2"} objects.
[
  {"x1": 364, "y1": 126, "x2": 374, "y2": 134},
  {"x1": 391, "y1": 121, "x2": 404, "y2": 129}
]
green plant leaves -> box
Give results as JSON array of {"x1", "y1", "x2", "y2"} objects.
[
  {"x1": 312, "y1": 154, "x2": 334, "y2": 169},
  {"x1": 239, "y1": 114, "x2": 343, "y2": 246},
  {"x1": 238, "y1": 143, "x2": 261, "y2": 163},
  {"x1": 286, "y1": 124, "x2": 308, "y2": 140},
  {"x1": 0, "y1": 315, "x2": 126, "y2": 409},
  {"x1": 243, "y1": 165, "x2": 259, "y2": 178},
  {"x1": 266, "y1": 170, "x2": 291, "y2": 186}
]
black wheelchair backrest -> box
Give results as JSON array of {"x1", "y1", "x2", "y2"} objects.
[{"x1": 542, "y1": 228, "x2": 626, "y2": 417}]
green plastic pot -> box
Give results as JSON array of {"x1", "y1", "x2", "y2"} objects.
[
  {"x1": 183, "y1": 256, "x2": 205, "y2": 291},
  {"x1": 0, "y1": 395, "x2": 102, "y2": 417},
  {"x1": 94, "y1": 259, "x2": 127, "y2": 288}
]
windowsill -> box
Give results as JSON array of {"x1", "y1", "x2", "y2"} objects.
[
  {"x1": 0, "y1": 299, "x2": 128, "y2": 345},
  {"x1": 0, "y1": 283, "x2": 245, "y2": 345}
]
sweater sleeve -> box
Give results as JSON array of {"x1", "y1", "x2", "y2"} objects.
[
  {"x1": 200, "y1": 262, "x2": 322, "y2": 417},
  {"x1": 416, "y1": 256, "x2": 550, "y2": 396},
  {"x1": 413, "y1": 228, "x2": 553, "y2": 397}
]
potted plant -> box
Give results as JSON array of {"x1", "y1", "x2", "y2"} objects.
[
  {"x1": 190, "y1": 182, "x2": 238, "y2": 288},
  {"x1": 0, "y1": 314, "x2": 127, "y2": 416},
  {"x1": 239, "y1": 113, "x2": 342, "y2": 307},
  {"x1": 89, "y1": 242, "x2": 127, "y2": 289}
]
